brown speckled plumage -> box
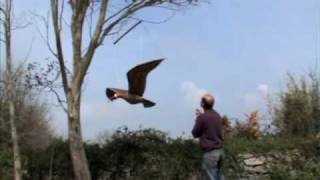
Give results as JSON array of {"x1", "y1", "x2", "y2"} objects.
[{"x1": 106, "y1": 59, "x2": 163, "y2": 108}]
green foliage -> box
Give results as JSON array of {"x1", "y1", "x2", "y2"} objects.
[
  {"x1": 0, "y1": 149, "x2": 13, "y2": 180},
  {"x1": 23, "y1": 138, "x2": 72, "y2": 180},
  {"x1": 94, "y1": 127, "x2": 201, "y2": 179},
  {"x1": 269, "y1": 156, "x2": 320, "y2": 180},
  {"x1": 223, "y1": 136, "x2": 295, "y2": 179},
  {"x1": 1, "y1": 125, "x2": 319, "y2": 179},
  {"x1": 224, "y1": 135, "x2": 320, "y2": 180},
  {"x1": 10, "y1": 127, "x2": 202, "y2": 180},
  {"x1": 222, "y1": 115, "x2": 232, "y2": 138},
  {"x1": 274, "y1": 73, "x2": 320, "y2": 136},
  {"x1": 0, "y1": 69, "x2": 53, "y2": 179},
  {"x1": 18, "y1": 127, "x2": 201, "y2": 180},
  {"x1": 225, "y1": 136, "x2": 300, "y2": 155}
]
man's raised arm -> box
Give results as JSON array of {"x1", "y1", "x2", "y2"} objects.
[{"x1": 192, "y1": 114, "x2": 203, "y2": 138}]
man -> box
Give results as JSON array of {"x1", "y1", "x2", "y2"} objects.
[{"x1": 192, "y1": 94, "x2": 224, "y2": 180}]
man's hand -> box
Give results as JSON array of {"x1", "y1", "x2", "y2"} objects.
[{"x1": 195, "y1": 108, "x2": 202, "y2": 117}]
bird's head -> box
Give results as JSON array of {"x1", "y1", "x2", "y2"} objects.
[{"x1": 106, "y1": 88, "x2": 119, "y2": 101}]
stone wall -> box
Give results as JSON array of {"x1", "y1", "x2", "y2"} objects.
[{"x1": 237, "y1": 149, "x2": 305, "y2": 179}]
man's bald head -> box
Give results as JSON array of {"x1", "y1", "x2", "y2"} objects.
[{"x1": 201, "y1": 94, "x2": 215, "y2": 110}]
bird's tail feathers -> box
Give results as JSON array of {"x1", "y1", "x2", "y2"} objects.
[{"x1": 142, "y1": 98, "x2": 155, "y2": 108}]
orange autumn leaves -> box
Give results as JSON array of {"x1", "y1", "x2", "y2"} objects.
[
  {"x1": 223, "y1": 111, "x2": 262, "y2": 139},
  {"x1": 240, "y1": 111, "x2": 263, "y2": 139}
]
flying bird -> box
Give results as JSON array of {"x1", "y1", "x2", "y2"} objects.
[{"x1": 106, "y1": 59, "x2": 164, "y2": 108}]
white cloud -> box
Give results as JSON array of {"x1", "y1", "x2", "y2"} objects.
[
  {"x1": 181, "y1": 81, "x2": 208, "y2": 108},
  {"x1": 242, "y1": 84, "x2": 271, "y2": 111},
  {"x1": 257, "y1": 84, "x2": 269, "y2": 95}
]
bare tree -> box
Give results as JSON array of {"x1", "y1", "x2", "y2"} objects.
[
  {"x1": 1, "y1": 0, "x2": 22, "y2": 179},
  {"x1": 46, "y1": 0, "x2": 201, "y2": 179}
]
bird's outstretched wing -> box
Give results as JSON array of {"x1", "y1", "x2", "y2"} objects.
[{"x1": 127, "y1": 58, "x2": 164, "y2": 96}]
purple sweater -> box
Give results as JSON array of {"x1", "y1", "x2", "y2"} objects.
[{"x1": 192, "y1": 109, "x2": 224, "y2": 152}]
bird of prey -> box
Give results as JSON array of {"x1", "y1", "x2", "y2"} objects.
[{"x1": 106, "y1": 59, "x2": 164, "y2": 108}]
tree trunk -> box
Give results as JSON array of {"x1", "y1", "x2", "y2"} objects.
[
  {"x1": 67, "y1": 90, "x2": 91, "y2": 180},
  {"x1": 4, "y1": 0, "x2": 23, "y2": 179},
  {"x1": 9, "y1": 100, "x2": 22, "y2": 180}
]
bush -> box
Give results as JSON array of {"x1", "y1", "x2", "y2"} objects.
[
  {"x1": 222, "y1": 116, "x2": 233, "y2": 138},
  {"x1": 233, "y1": 111, "x2": 263, "y2": 139},
  {"x1": 2, "y1": 125, "x2": 319, "y2": 179},
  {"x1": 0, "y1": 149, "x2": 13, "y2": 180},
  {"x1": 97, "y1": 127, "x2": 201, "y2": 180},
  {"x1": 4, "y1": 127, "x2": 202, "y2": 180},
  {"x1": 0, "y1": 69, "x2": 53, "y2": 179},
  {"x1": 23, "y1": 138, "x2": 72, "y2": 180},
  {"x1": 269, "y1": 156, "x2": 320, "y2": 180},
  {"x1": 273, "y1": 73, "x2": 320, "y2": 136}
]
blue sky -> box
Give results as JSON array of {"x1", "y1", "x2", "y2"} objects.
[{"x1": 10, "y1": 0, "x2": 320, "y2": 139}]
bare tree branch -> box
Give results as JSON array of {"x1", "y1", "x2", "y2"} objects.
[
  {"x1": 75, "y1": 0, "x2": 109, "y2": 89},
  {"x1": 51, "y1": 0, "x2": 69, "y2": 94},
  {"x1": 103, "y1": 2, "x2": 133, "y2": 24},
  {"x1": 30, "y1": 11, "x2": 58, "y2": 58},
  {"x1": 113, "y1": 20, "x2": 142, "y2": 44},
  {"x1": 21, "y1": 36, "x2": 35, "y2": 62},
  {"x1": 59, "y1": 0, "x2": 65, "y2": 30},
  {"x1": 11, "y1": 22, "x2": 31, "y2": 30},
  {"x1": 48, "y1": 87, "x2": 68, "y2": 113},
  {"x1": 79, "y1": 0, "x2": 185, "y2": 89},
  {"x1": 86, "y1": 0, "x2": 97, "y2": 39},
  {"x1": 128, "y1": 11, "x2": 176, "y2": 24},
  {"x1": 97, "y1": 1, "x2": 154, "y2": 46}
]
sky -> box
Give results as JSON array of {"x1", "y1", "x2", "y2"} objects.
[{"x1": 8, "y1": 0, "x2": 320, "y2": 139}]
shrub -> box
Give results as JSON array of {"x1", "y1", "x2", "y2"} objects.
[
  {"x1": 222, "y1": 116, "x2": 233, "y2": 138},
  {"x1": 273, "y1": 73, "x2": 320, "y2": 136},
  {"x1": 98, "y1": 127, "x2": 201, "y2": 180},
  {"x1": 233, "y1": 111, "x2": 262, "y2": 139}
]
